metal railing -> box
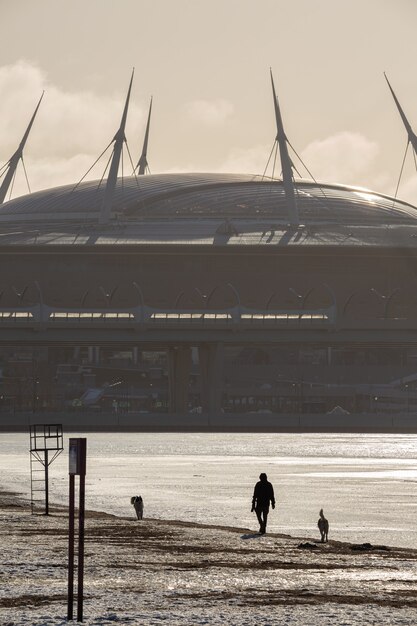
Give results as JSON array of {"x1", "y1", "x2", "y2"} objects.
[{"x1": 0, "y1": 304, "x2": 334, "y2": 330}]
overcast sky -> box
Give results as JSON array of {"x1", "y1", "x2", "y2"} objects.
[{"x1": 1, "y1": 0, "x2": 417, "y2": 203}]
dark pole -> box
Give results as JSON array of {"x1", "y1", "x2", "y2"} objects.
[
  {"x1": 77, "y1": 472, "x2": 86, "y2": 622},
  {"x1": 68, "y1": 437, "x2": 87, "y2": 623},
  {"x1": 44, "y1": 449, "x2": 49, "y2": 516},
  {"x1": 67, "y1": 474, "x2": 75, "y2": 621}
]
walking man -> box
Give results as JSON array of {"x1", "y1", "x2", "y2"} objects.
[{"x1": 251, "y1": 472, "x2": 275, "y2": 534}]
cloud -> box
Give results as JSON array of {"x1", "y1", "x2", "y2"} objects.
[
  {"x1": 300, "y1": 131, "x2": 417, "y2": 205},
  {"x1": 184, "y1": 98, "x2": 234, "y2": 126},
  {"x1": 2, "y1": 63, "x2": 411, "y2": 207},
  {"x1": 301, "y1": 131, "x2": 380, "y2": 186},
  {"x1": 399, "y1": 175, "x2": 417, "y2": 206},
  {"x1": 216, "y1": 132, "x2": 383, "y2": 184},
  {"x1": 217, "y1": 144, "x2": 270, "y2": 175},
  {"x1": 0, "y1": 60, "x2": 145, "y2": 197},
  {"x1": 21, "y1": 155, "x2": 100, "y2": 195}
]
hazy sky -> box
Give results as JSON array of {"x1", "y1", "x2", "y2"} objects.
[{"x1": 1, "y1": 0, "x2": 417, "y2": 203}]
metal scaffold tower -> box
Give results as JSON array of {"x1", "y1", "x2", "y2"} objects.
[{"x1": 30, "y1": 423, "x2": 63, "y2": 515}]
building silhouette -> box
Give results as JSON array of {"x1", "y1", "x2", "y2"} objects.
[{"x1": 0, "y1": 73, "x2": 416, "y2": 428}]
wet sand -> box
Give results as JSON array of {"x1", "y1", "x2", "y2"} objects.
[{"x1": 1, "y1": 490, "x2": 417, "y2": 625}]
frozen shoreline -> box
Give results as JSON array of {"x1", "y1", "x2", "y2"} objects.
[
  {"x1": 3, "y1": 431, "x2": 417, "y2": 551},
  {"x1": 2, "y1": 411, "x2": 417, "y2": 434},
  {"x1": 2, "y1": 489, "x2": 417, "y2": 625}
]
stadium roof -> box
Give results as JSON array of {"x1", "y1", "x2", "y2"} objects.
[{"x1": 0, "y1": 173, "x2": 416, "y2": 249}]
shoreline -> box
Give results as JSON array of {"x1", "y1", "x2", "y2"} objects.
[
  {"x1": 2, "y1": 430, "x2": 417, "y2": 554},
  {"x1": 1, "y1": 412, "x2": 417, "y2": 434},
  {"x1": 2, "y1": 486, "x2": 416, "y2": 555},
  {"x1": 2, "y1": 487, "x2": 412, "y2": 553},
  {"x1": 2, "y1": 487, "x2": 417, "y2": 625},
  {"x1": 4, "y1": 486, "x2": 417, "y2": 556}
]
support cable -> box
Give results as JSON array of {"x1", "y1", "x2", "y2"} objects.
[
  {"x1": 258, "y1": 140, "x2": 277, "y2": 214},
  {"x1": 121, "y1": 144, "x2": 124, "y2": 198},
  {"x1": 262, "y1": 140, "x2": 278, "y2": 180},
  {"x1": 0, "y1": 161, "x2": 9, "y2": 178},
  {"x1": 287, "y1": 141, "x2": 316, "y2": 183},
  {"x1": 71, "y1": 140, "x2": 114, "y2": 192},
  {"x1": 97, "y1": 149, "x2": 114, "y2": 191},
  {"x1": 286, "y1": 139, "x2": 331, "y2": 215},
  {"x1": 393, "y1": 140, "x2": 410, "y2": 208},
  {"x1": 271, "y1": 141, "x2": 278, "y2": 180},
  {"x1": 8, "y1": 166, "x2": 17, "y2": 201},
  {"x1": 21, "y1": 157, "x2": 31, "y2": 194},
  {"x1": 268, "y1": 142, "x2": 280, "y2": 202},
  {"x1": 126, "y1": 142, "x2": 141, "y2": 187}
]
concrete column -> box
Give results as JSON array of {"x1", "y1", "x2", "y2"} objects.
[
  {"x1": 87, "y1": 346, "x2": 100, "y2": 365},
  {"x1": 327, "y1": 347, "x2": 332, "y2": 366},
  {"x1": 198, "y1": 343, "x2": 224, "y2": 414},
  {"x1": 132, "y1": 347, "x2": 139, "y2": 365},
  {"x1": 168, "y1": 346, "x2": 192, "y2": 414}
]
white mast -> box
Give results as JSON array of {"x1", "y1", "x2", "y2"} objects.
[
  {"x1": 385, "y1": 73, "x2": 417, "y2": 156},
  {"x1": 0, "y1": 92, "x2": 44, "y2": 204},
  {"x1": 100, "y1": 69, "x2": 134, "y2": 224},
  {"x1": 135, "y1": 96, "x2": 152, "y2": 175},
  {"x1": 270, "y1": 69, "x2": 299, "y2": 226}
]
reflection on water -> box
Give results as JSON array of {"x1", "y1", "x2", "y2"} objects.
[{"x1": 1, "y1": 432, "x2": 417, "y2": 548}]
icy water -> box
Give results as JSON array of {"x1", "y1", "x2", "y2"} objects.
[{"x1": 1, "y1": 432, "x2": 417, "y2": 549}]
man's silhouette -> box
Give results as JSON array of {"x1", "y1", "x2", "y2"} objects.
[{"x1": 251, "y1": 472, "x2": 275, "y2": 534}]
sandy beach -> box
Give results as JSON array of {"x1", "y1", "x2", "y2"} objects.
[{"x1": 1, "y1": 490, "x2": 417, "y2": 625}]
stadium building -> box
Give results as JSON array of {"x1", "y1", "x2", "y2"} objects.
[{"x1": 0, "y1": 72, "x2": 416, "y2": 430}]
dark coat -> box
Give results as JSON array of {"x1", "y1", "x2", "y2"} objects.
[{"x1": 252, "y1": 479, "x2": 275, "y2": 510}]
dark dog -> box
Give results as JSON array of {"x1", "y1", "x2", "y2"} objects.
[
  {"x1": 318, "y1": 508, "x2": 329, "y2": 543},
  {"x1": 131, "y1": 495, "x2": 144, "y2": 520}
]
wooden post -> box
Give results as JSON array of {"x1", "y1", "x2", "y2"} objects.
[
  {"x1": 77, "y1": 471, "x2": 86, "y2": 622},
  {"x1": 67, "y1": 438, "x2": 87, "y2": 622},
  {"x1": 44, "y1": 449, "x2": 49, "y2": 516},
  {"x1": 67, "y1": 474, "x2": 75, "y2": 621}
]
